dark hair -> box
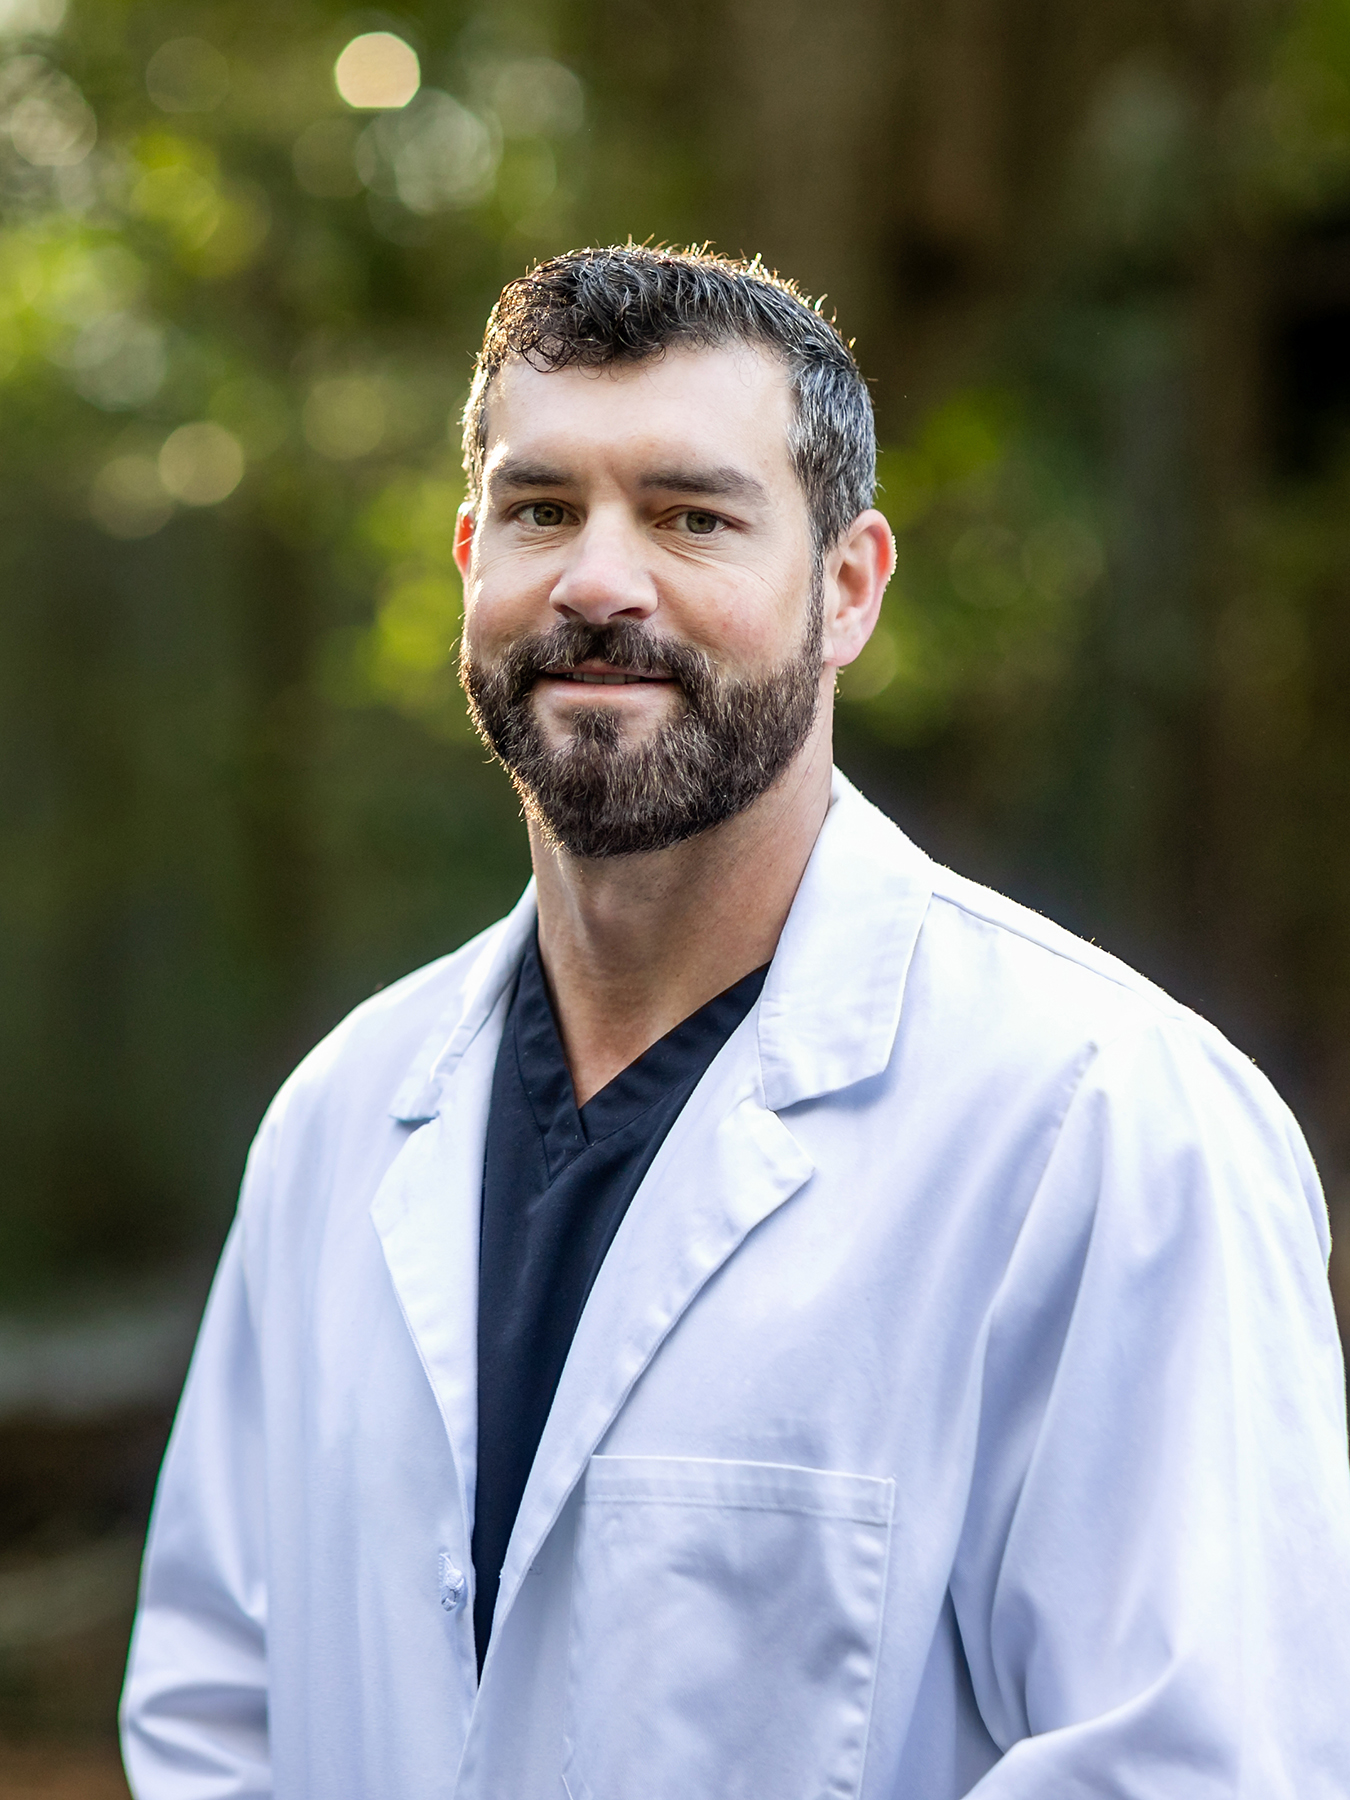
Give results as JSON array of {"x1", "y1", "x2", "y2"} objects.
[{"x1": 461, "y1": 244, "x2": 876, "y2": 555}]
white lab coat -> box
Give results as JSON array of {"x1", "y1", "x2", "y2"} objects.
[{"x1": 122, "y1": 771, "x2": 1350, "y2": 1799}]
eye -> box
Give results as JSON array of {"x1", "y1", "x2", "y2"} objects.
[
  {"x1": 519, "y1": 501, "x2": 568, "y2": 528},
  {"x1": 681, "y1": 510, "x2": 722, "y2": 536}
]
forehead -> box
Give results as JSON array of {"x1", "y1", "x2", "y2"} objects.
[{"x1": 481, "y1": 343, "x2": 796, "y2": 485}]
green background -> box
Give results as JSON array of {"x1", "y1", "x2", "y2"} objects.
[{"x1": 4, "y1": 0, "x2": 1350, "y2": 1775}]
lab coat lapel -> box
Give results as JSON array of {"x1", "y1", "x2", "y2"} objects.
[
  {"x1": 487, "y1": 1049, "x2": 815, "y2": 1664},
  {"x1": 371, "y1": 887, "x2": 538, "y2": 1533}
]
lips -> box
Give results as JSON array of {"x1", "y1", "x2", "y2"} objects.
[
  {"x1": 541, "y1": 665, "x2": 674, "y2": 686},
  {"x1": 495, "y1": 624, "x2": 700, "y2": 709}
]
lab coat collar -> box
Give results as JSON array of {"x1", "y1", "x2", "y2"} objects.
[
  {"x1": 388, "y1": 769, "x2": 933, "y2": 1125},
  {"x1": 388, "y1": 883, "x2": 539, "y2": 1124},
  {"x1": 756, "y1": 768, "x2": 933, "y2": 1111}
]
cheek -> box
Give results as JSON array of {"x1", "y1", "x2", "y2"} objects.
[
  {"x1": 688, "y1": 570, "x2": 811, "y2": 667},
  {"x1": 464, "y1": 571, "x2": 547, "y2": 657}
]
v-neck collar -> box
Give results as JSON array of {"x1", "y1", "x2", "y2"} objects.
[{"x1": 509, "y1": 934, "x2": 769, "y2": 1177}]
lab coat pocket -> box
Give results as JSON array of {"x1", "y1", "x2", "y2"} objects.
[{"x1": 562, "y1": 1455, "x2": 894, "y2": 1800}]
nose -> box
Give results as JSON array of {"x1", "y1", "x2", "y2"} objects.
[{"x1": 548, "y1": 510, "x2": 657, "y2": 626}]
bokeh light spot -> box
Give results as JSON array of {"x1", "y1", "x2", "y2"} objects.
[
  {"x1": 3, "y1": 58, "x2": 95, "y2": 165},
  {"x1": 334, "y1": 33, "x2": 419, "y2": 111},
  {"x1": 0, "y1": 0, "x2": 65, "y2": 38},
  {"x1": 356, "y1": 91, "x2": 498, "y2": 214},
  {"x1": 69, "y1": 313, "x2": 166, "y2": 410},
  {"x1": 486, "y1": 58, "x2": 583, "y2": 138},
  {"x1": 89, "y1": 455, "x2": 172, "y2": 539},
  {"x1": 303, "y1": 376, "x2": 386, "y2": 460},
  {"x1": 158, "y1": 421, "x2": 244, "y2": 505}
]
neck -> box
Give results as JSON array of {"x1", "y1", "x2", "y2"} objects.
[{"x1": 530, "y1": 725, "x2": 834, "y2": 1106}]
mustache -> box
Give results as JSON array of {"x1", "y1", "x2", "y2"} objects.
[{"x1": 490, "y1": 620, "x2": 715, "y2": 705}]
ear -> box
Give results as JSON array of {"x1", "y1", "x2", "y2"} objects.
[
  {"x1": 453, "y1": 503, "x2": 476, "y2": 580},
  {"x1": 821, "y1": 509, "x2": 896, "y2": 671}
]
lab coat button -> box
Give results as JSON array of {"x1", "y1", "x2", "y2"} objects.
[{"x1": 438, "y1": 1554, "x2": 466, "y2": 1612}]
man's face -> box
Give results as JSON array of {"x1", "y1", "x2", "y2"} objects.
[{"x1": 456, "y1": 344, "x2": 828, "y2": 857}]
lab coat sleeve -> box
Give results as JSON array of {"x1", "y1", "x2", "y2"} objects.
[
  {"x1": 121, "y1": 1178, "x2": 271, "y2": 1797},
  {"x1": 949, "y1": 1016, "x2": 1350, "y2": 1798}
]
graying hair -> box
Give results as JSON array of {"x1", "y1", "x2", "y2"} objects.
[{"x1": 461, "y1": 244, "x2": 876, "y2": 556}]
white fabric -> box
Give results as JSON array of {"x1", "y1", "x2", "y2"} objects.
[{"x1": 121, "y1": 771, "x2": 1350, "y2": 1799}]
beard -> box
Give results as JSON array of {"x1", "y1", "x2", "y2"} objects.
[{"x1": 460, "y1": 594, "x2": 824, "y2": 859}]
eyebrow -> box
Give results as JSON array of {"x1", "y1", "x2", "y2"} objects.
[
  {"x1": 638, "y1": 466, "x2": 768, "y2": 505},
  {"x1": 485, "y1": 457, "x2": 770, "y2": 507},
  {"x1": 487, "y1": 458, "x2": 571, "y2": 495}
]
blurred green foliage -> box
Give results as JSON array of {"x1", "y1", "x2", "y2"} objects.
[{"x1": 6, "y1": 0, "x2": 1350, "y2": 1297}]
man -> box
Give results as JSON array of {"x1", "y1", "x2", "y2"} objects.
[{"x1": 122, "y1": 246, "x2": 1350, "y2": 1798}]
